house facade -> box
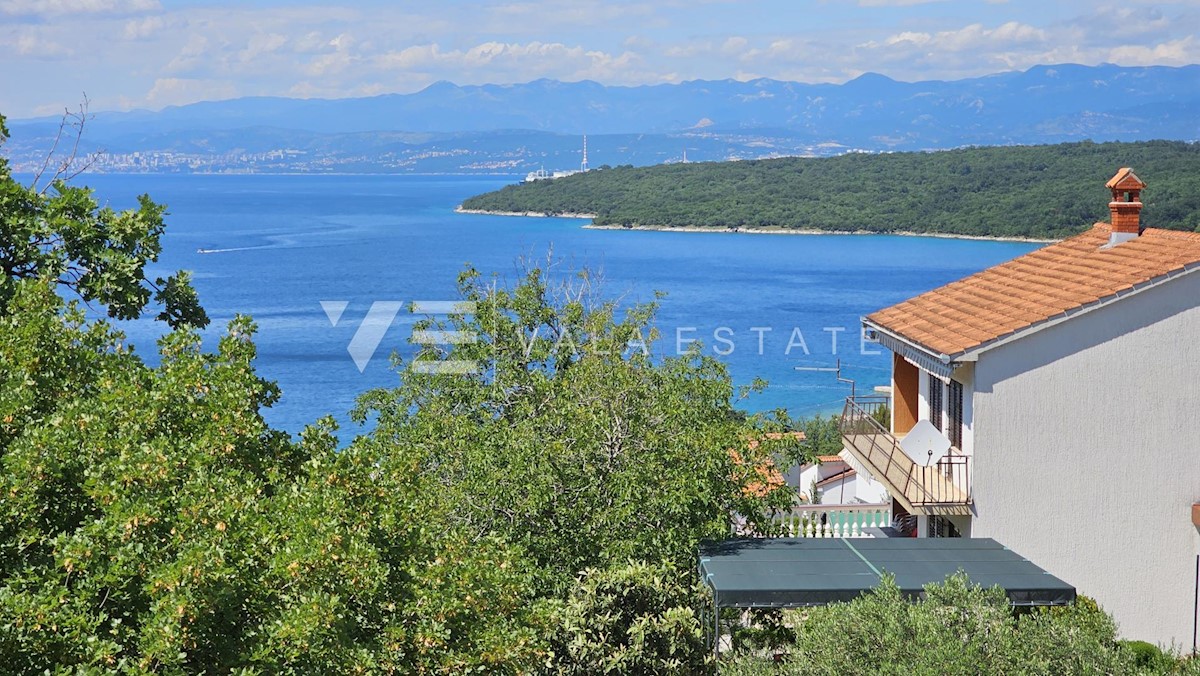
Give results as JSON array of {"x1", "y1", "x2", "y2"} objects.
[
  {"x1": 785, "y1": 453, "x2": 888, "y2": 505},
  {"x1": 842, "y1": 169, "x2": 1200, "y2": 646}
]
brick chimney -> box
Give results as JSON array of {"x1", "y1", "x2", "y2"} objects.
[{"x1": 1105, "y1": 167, "x2": 1146, "y2": 246}]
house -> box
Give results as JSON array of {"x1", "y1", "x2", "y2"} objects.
[
  {"x1": 841, "y1": 168, "x2": 1200, "y2": 646},
  {"x1": 787, "y1": 454, "x2": 888, "y2": 505}
]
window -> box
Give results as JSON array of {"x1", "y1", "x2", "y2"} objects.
[
  {"x1": 927, "y1": 374, "x2": 943, "y2": 431},
  {"x1": 928, "y1": 515, "x2": 962, "y2": 538},
  {"x1": 948, "y1": 379, "x2": 964, "y2": 448}
]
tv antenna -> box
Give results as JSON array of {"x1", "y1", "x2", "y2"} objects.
[{"x1": 795, "y1": 358, "x2": 856, "y2": 399}]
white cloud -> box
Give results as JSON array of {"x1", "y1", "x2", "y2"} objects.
[
  {"x1": 868, "y1": 21, "x2": 1046, "y2": 53},
  {"x1": 122, "y1": 15, "x2": 164, "y2": 40},
  {"x1": 722, "y1": 37, "x2": 748, "y2": 54},
  {"x1": 2, "y1": 0, "x2": 1199, "y2": 117},
  {"x1": 164, "y1": 34, "x2": 209, "y2": 75},
  {"x1": 0, "y1": 0, "x2": 158, "y2": 17},
  {"x1": 238, "y1": 33, "x2": 289, "y2": 63},
  {"x1": 5, "y1": 28, "x2": 73, "y2": 59},
  {"x1": 375, "y1": 40, "x2": 649, "y2": 85},
  {"x1": 1108, "y1": 36, "x2": 1198, "y2": 65},
  {"x1": 144, "y1": 77, "x2": 236, "y2": 107},
  {"x1": 664, "y1": 41, "x2": 714, "y2": 58},
  {"x1": 857, "y1": 0, "x2": 947, "y2": 5}
]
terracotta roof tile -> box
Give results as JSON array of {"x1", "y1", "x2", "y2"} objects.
[{"x1": 867, "y1": 223, "x2": 1200, "y2": 357}]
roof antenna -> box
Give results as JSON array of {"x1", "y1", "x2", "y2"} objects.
[{"x1": 795, "y1": 358, "x2": 856, "y2": 400}]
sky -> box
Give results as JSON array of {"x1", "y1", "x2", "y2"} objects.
[{"x1": 1, "y1": 0, "x2": 1197, "y2": 118}]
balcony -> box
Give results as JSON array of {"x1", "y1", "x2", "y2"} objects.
[{"x1": 839, "y1": 396, "x2": 971, "y2": 516}]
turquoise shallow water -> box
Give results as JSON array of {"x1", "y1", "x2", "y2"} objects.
[{"x1": 71, "y1": 173, "x2": 1039, "y2": 435}]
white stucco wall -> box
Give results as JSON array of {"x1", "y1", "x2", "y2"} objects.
[
  {"x1": 970, "y1": 270, "x2": 1200, "y2": 647},
  {"x1": 793, "y1": 461, "x2": 889, "y2": 504},
  {"x1": 914, "y1": 366, "x2": 975, "y2": 455}
]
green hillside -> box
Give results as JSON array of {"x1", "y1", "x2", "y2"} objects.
[{"x1": 461, "y1": 140, "x2": 1200, "y2": 239}]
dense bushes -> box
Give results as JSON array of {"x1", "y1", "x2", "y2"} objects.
[
  {"x1": 462, "y1": 140, "x2": 1200, "y2": 238},
  {"x1": 551, "y1": 561, "x2": 709, "y2": 674},
  {"x1": 722, "y1": 574, "x2": 1200, "y2": 675}
]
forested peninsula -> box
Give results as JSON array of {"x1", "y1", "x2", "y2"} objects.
[{"x1": 460, "y1": 140, "x2": 1200, "y2": 239}]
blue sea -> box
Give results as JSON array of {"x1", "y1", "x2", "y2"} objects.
[{"x1": 74, "y1": 174, "x2": 1039, "y2": 435}]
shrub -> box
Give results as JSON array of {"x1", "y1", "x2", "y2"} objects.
[
  {"x1": 721, "y1": 574, "x2": 1139, "y2": 675},
  {"x1": 1120, "y1": 640, "x2": 1175, "y2": 672},
  {"x1": 549, "y1": 561, "x2": 710, "y2": 674}
]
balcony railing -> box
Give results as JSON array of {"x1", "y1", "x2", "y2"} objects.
[
  {"x1": 839, "y1": 396, "x2": 971, "y2": 512},
  {"x1": 766, "y1": 503, "x2": 893, "y2": 538}
]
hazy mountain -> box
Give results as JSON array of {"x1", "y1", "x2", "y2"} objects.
[{"x1": 5, "y1": 63, "x2": 1198, "y2": 174}]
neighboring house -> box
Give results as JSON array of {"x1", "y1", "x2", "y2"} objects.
[
  {"x1": 841, "y1": 168, "x2": 1200, "y2": 646},
  {"x1": 787, "y1": 454, "x2": 888, "y2": 505}
]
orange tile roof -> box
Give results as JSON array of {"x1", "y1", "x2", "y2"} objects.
[
  {"x1": 867, "y1": 223, "x2": 1200, "y2": 358},
  {"x1": 731, "y1": 432, "x2": 804, "y2": 499},
  {"x1": 816, "y1": 455, "x2": 844, "y2": 463}
]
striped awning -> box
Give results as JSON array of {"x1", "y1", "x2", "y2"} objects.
[{"x1": 870, "y1": 328, "x2": 956, "y2": 380}]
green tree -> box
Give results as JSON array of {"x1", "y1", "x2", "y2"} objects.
[
  {"x1": 0, "y1": 280, "x2": 545, "y2": 673},
  {"x1": 550, "y1": 561, "x2": 710, "y2": 674},
  {"x1": 0, "y1": 112, "x2": 206, "y2": 328},
  {"x1": 356, "y1": 265, "x2": 791, "y2": 597},
  {"x1": 462, "y1": 140, "x2": 1200, "y2": 239}
]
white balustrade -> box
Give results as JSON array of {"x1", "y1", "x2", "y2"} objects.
[{"x1": 766, "y1": 503, "x2": 892, "y2": 538}]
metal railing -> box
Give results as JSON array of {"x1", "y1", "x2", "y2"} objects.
[
  {"x1": 913, "y1": 453, "x2": 970, "y2": 505},
  {"x1": 839, "y1": 396, "x2": 971, "y2": 506}
]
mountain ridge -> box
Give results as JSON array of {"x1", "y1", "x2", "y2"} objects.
[{"x1": 4, "y1": 64, "x2": 1198, "y2": 174}]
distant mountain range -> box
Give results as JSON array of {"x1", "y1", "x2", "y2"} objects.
[{"x1": 4, "y1": 63, "x2": 1198, "y2": 174}]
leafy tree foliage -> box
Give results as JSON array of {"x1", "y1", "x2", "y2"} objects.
[
  {"x1": 0, "y1": 260, "x2": 790, "y2": 672},
  {"x1": 356, "y1": 265, "x2": 791, "y2": 597},
  {"x1": 0, "y1": 113, "x2": 206, "y2": 328},
  {"x1": 0, "y1": 281, "x2": 544, "y2": 673},
  {"x1": 550, "y1": 561, "x2": 709, "y2": 674},
  {"x1": 462, "y1": 140, "x2": 1200, "y2": 238},
  {"x1": 722, "y1": 573, "x2": 1200, "y2": 675}
]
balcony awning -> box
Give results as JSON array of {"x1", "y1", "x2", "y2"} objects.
[
  {"x1": 699, "y1": 537, "x2": 1075, "y2": 608},
  {"x1": 869, "y1": 327, "x2": 956, "y2": 379}
]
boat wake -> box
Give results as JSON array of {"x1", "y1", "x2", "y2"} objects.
[{"x1": 196, "y1": 245, "x2": 275, "y2": 254}]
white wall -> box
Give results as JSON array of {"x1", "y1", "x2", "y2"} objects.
[
  {"x1": 915, "y1": 364, "x2": 975, "y2": 455},
  {"x1": 794, "y1": 461, "x2": 889, "y2": 504},
  {"x1": 952, "y1": 363, "x2": 975, "y2": 456},
  {"x1": 971, "y1": 270, "x2": 1200, "y2": 647}
]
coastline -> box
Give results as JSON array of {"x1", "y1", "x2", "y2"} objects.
[
  {"x1": 583, "y1": 223, "x2": 1060, "y2": 243},
  {"x1": 455, "y1": 207, "x2": 597, "y2": 219},
  {"x1": 456, "y1": 206, "x2": 1060, "y2": 243}
]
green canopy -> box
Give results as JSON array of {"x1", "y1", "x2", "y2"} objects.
[{"x1": 699, "y1": 537, "x2": 1076, "y2": 608}]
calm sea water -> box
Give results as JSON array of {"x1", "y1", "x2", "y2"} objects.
[{"x1": 74, "y1": 174, "x2": 1038, "y2": 434}]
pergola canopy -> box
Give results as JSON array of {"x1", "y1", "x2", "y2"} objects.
[{"x1": 699, "y1": 537, "x2": 1076, "y2": 608}]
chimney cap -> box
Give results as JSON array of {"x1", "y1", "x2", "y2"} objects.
[{"x1": 1106, "y1": 167, "x2": 1146, "y2": 191}]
